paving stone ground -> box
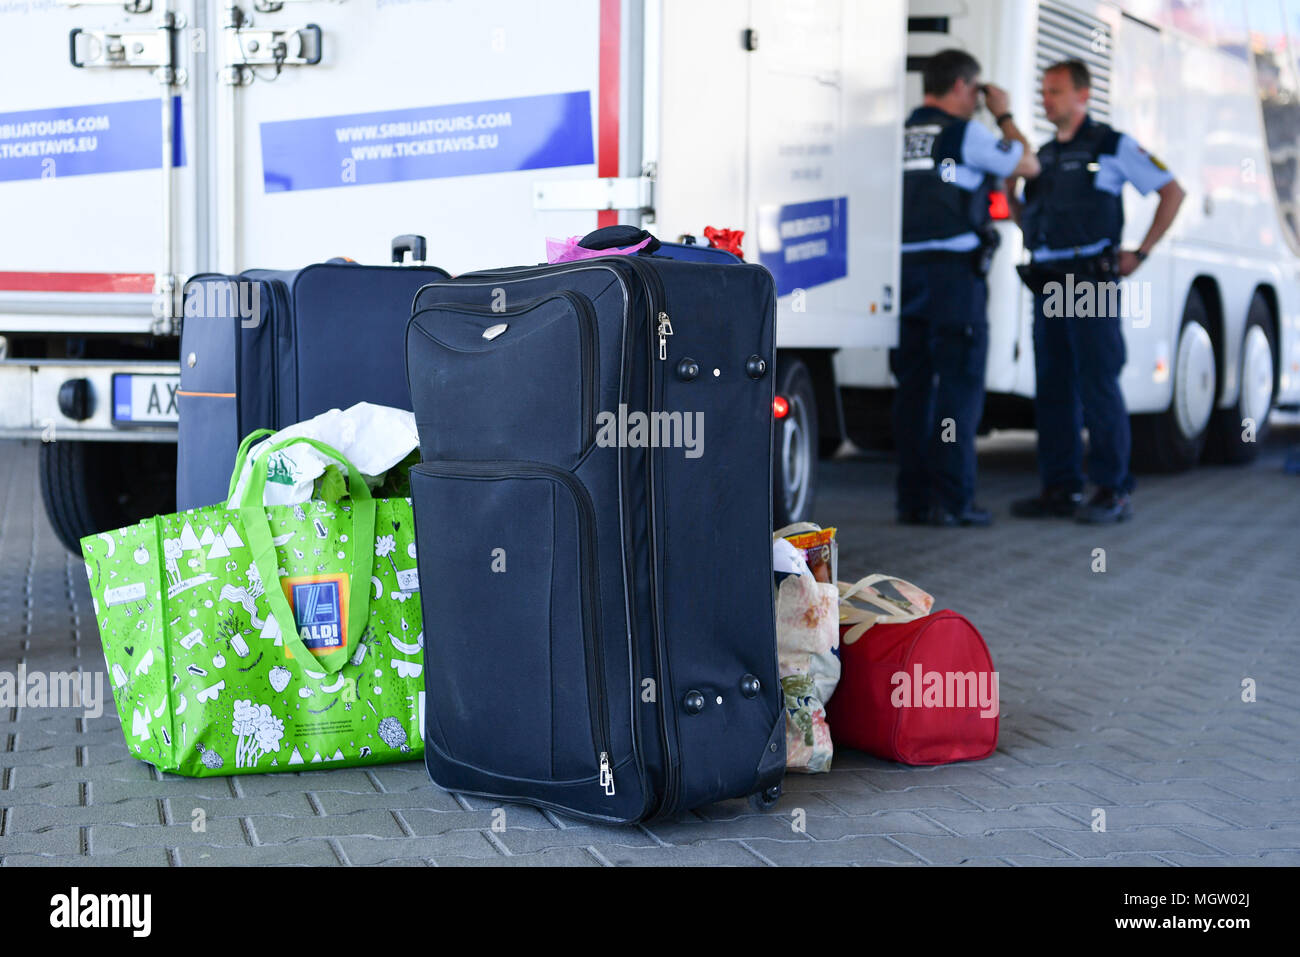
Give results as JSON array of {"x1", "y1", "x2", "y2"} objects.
[{"x1": 1, "y1": 426, "x2": 1298, "y2": 866}]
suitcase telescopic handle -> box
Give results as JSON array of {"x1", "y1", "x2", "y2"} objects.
[{"x1": 392, "y1": 234, "x2": 427, "y2": 264}]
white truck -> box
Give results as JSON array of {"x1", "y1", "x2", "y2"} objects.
[
  {"x1": 0, "y1": 0, "x2": 905, "y2": 550},
  {"x1": 4, "y1": 0, "x2": 1298, "y2": 553}
]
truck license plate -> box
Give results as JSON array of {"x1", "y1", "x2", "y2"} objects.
[{"x1": 112, "y1": 374, "x2": 180, "y2": 425}]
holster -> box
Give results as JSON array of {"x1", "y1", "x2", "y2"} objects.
[
  {"x1": 973, "y1": 227, "x2": 1000, "y2": 278},
  {"x1": 1016, "y1": 252, "x2": 1118, "y2": 296}
]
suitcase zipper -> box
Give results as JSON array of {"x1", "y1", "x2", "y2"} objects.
[
  {"x1": 265, "y1": 278, "x2": 291, "y2": 424},
  {"x1": 413, "y1": 460, "x2": 613, "y2": 794},
  {"x1": 657, "y1": 312, "x2": 673, "y2": 361},
  {"x1": 620, "y1": 256, "x2": 679, "y2": 815},
  {"x1": 410, "y1": 293, "x2": 598, "y2": 450}
]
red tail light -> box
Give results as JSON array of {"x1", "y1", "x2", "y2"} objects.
[
  {"x1": 773, "y1": 396, "x2": 789, "y2": 419},
  {"x1": 988, "y1": 190, "x2": 1010, "y2": 221}
]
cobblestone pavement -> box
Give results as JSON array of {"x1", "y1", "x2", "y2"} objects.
[{"x1": 2, "y1": 427, "x2": 1298, "y2": 866}]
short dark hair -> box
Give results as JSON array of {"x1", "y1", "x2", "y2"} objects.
[
  {"x1": 923, "y1": 49, "x2": 981, "y2": 96},
  {"x1": 1045, "y1": 58, "x2": 1091, "y2": 90}
]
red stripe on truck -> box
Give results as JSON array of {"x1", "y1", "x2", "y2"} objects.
[
  {"x1": 597, "y1": 0, "x2": 620, "y2": 229},
  {"x1": 0, "y1": 272, "x2": 155, "y2": 294}
]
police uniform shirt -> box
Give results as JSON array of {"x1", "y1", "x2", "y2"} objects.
[
  {"x1": 1028, "y1": 120, "x2": 1174, "y2": 261},
  {"x1": 901, "y1": 110, "x2": 1024, "y2": 254}
]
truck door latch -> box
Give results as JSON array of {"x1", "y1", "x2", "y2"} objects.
[
  {"x1": 69, "y1": 10, "x2": 185, "y2": 85},
  {"x1": 223, "y1": 21, "x2": 323, "y2": 85}
]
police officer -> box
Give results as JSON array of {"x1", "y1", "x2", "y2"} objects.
[
  {"x1": 1011, "y1": 59, "x2": 1184, "y2": 523},
  {"x1": 895, "y1": 49, "x2": 1039, "y2": 526}
]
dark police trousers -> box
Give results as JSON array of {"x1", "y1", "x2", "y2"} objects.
[
  {"x1": 1031, "y1": 264, "x2": 1133, "y2": 494},
  {"x1": 892, "y1": 257, "x2": 989, "y2": 516}
]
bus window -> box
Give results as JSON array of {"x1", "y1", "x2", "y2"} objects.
[
  {"x1": 1253, "y1": 0, "x2": 1300, "y2": 251},
  {"x1": 1171, "y1": 0, "x2": 1217, "y2": 46},
  {"x1": 1205, "y1": 0, "x2": 1249, "y2": 60}
]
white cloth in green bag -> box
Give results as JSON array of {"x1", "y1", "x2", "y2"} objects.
[{"x1": 226, "y1": 402, "x2": 419, "y2": 507}]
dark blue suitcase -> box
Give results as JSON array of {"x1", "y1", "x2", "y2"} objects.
[
  {"x1": 653, "y1": 239, "x2": 743, "y2": 265},
  {"x1": 404, "y1": 226, "x2": 785, "y2": 822},
  {"x1": 176, "y1": 241, "x2": 448, "y2": 510}
]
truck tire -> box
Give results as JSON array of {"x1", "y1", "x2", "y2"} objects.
[
  {"x1": 39, "y1": 440, "x2": 177, "y2": 554},
  {"x1": 773, "y1": 357, "x2": 818, "y2": 527},
  {"x1": 1131, "y1": 288, "x2": 1217, "y2": 473},
  {"x1": 1203, "y1": 292, "x2": 1275, "y2": 464}
]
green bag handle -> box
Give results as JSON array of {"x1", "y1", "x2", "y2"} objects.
[
  {"x1": 227, "y1": 428, "x2": 277, "y2": 500},
  {"x1": 237, "y1": 435, "x2": 376, "y2": 676}
]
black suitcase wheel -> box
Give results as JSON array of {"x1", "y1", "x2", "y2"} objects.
[{"x1": 749, "y1": 783, "x2": 782, "y2": 812}]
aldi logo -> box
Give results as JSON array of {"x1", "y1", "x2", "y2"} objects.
[{"x1": 281, "y1": 573, "x2": 349, "y2": 655}]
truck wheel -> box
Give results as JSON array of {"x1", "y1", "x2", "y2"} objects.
[
  {"x1": 1131, "y1": 288, "x2": 1216, "y2": 472},
  {"x1": 1203, "y1": 293, "x2": 1275, "y2": 464},
  {"x1": 39, "y1": 440, "x2": 176, "y2": 554},
  {"x1": 773, "y1": 357, "x2": 818, "y2": 527}
]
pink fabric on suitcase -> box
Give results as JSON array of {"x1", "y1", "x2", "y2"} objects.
[{"x1": 545, "y1": 235, "x2": 653, "y2": 263}]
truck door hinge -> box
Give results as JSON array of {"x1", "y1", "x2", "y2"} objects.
[
  {"x1": 69, "y1": 10, "x2": 186, "y2": 85},
  {"x1": 222, "y1": 18, "x2": 323, "y2": 86},
  {"x1": 533, "y1": 176, "x2": 655, "y2": 214},
  {"x1": 151, "y1": 274, "x2": 180, "y2": 336}
]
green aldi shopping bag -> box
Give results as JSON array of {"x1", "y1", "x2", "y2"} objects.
[{"x1": 80, "y1": 436, "x2": 425, "y2": 776}]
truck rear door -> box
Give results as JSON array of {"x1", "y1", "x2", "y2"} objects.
[
  {"x1": 0, "y1": 0, "x2": 201, "y2": 439},
  {"x1": 223, "y1": 0, "x2": 609, "y2": 274},
  {"x1": 651, "y1": 0, "x2": 906, "y2": 350}
]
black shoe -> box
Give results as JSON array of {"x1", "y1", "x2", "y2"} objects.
[
  {"x1": 896, "y1": 507, "x2": 931, "y2": 526},
  {"x1": 1011, "y1": 486, "x2": 1083, "y2": 518},
  {"x1": 931, "y1": 504, "x2": 993, "y2": 527},
  {"x1": 1075, "y1": 488, "x2": 1133, "y2": 524}
]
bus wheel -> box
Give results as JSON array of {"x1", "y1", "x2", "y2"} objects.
[
  {"x1": 773, "y1": 357, "x2": 818, "y2": 527},
  {"x1": 1131, "y1": 288, "x2": 1216, "y2": 472},
  {"x1": 39, "y1": 440, "x2": 176, "y2": 554},
  {"x1": 1203, "y1": 292, "x2": 1275, "y2": 464}
]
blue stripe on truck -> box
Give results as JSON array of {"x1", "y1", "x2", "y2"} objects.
[
  {"x1": 259, "y1": 91, "x2": 595, "y2": 193},
  {"x1": 0, "y1": 97, "x2": 185, "y2": 182}
]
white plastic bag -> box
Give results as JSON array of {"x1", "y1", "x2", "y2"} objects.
[
  {"x1": 227, "y1": 402, "x2": 419, "y2": 507},
  {"x1": 773, "y1": 526, "x2": 841, "y2": 774}
]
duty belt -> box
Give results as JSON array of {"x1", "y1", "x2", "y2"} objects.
[{"x1": 1016, "y1": 251, "x2": 1118, "y2": 296}]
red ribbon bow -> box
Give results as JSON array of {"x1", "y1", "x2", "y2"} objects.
[{"x1": 704, "y1": 226, "x2": 745, "y2": 260}]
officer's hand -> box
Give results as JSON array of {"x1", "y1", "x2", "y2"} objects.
[
  {"x1": 982, "y1": 83, "x2": 1011, "y2": 118},
  {"x1": 1118, "y1": 250, "x2": 1141, "y2": 277}
]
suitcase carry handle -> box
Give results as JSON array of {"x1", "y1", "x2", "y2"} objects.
[
  {"x1": 236, "y1": 435, "x2": 377, "y2": 676},
  {"x1": 577, "y1": 224, "x2": 661, "y2": 255},
  {"x1": 838, "y1": 575, "x2": 935, "y2": 644},
  {"x1": 392, "y1": 234, "x2": 428, "y2": 264}
]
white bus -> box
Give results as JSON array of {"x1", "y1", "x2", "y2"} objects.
[{"x1": 834, "y1": 0, "x2": 1300, "y2": 475}]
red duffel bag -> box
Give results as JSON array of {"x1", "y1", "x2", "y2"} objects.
[{"x1": 827, "y1": 576, "x2": 998, "y2": 765}]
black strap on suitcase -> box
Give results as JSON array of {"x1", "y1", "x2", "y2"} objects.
[{"x1": 405, "y1": 228, "x2": 785, "y2": 822}]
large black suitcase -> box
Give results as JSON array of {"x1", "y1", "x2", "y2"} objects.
[
  {"x1": 405, "y1": 228, "x2": 785, "y2": 822},
  {"x1": 176, "y1": 237, "x2": 448, "y2": 510}
]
